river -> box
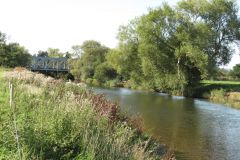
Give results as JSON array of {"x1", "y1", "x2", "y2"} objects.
[{"x1": 93, "y1": 87, "x2": 240, "y2": 160}]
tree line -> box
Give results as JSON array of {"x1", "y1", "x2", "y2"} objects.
[
  {"x1": 1, "y1": 0, "x2": 240, "y2": 96},
  {"x1": 71, "y1": 0, "x2": 240, "y2": 96},
  {"x1": 0, "y1": 32, "x2": 31, "y2": 67}
]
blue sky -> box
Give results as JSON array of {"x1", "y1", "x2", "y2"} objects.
[{"x1": 0, "y1": 0, "x2": 239, "y2": 68}]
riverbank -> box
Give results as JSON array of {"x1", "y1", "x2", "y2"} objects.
[
  {"x1": 110, "y1": 78, "x2": 240, "y2": 109},
  {"x1": 194, "y1": 80, "x2": 240, "y2": 109},
  {"x1": 93, "y1": 86, "x2": 240, "y2": 160},
  {"x1": 88, "y1": 79, "x2": 240, "y2": 109},
  {"x1": 0, "y1": 68, "x2": 174, "y2": 160}
]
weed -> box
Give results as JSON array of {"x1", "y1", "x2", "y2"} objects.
[{"x1": 0, "y1": 69, "x2": 172, "y2": 159}]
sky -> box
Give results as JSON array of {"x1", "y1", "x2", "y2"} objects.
[{"x1": 0, "y1": 0, "x2": 239, "y2": 69}]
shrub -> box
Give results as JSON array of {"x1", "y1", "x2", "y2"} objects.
[{"x1": 210, "y1": 89, "x2": 226, "y2": 104}]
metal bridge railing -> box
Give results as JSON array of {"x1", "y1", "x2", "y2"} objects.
[{"x1": 31, "y1": 56, "x2": 69, "y2": 72}]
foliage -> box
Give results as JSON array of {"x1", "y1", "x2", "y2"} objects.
[
  {"x1": 71, "y1": 45, "x2": 82, "y2": 58},
  {"x1": 0, "y1": 70, "x2": 169, "y2": 159},
  {"x1": 210, "y1": 89, "x2": 226, "y2": 104},
  {"x1": 70, "y1": 40, "x2": 118, "y2": 85},
  {"x1": 37, "y1": 48, "x2": 68, "y2": 58},
  {"x1": 68, "y1": 59, "x2": 80, "y2": 79},
  {"x1": 2, "y1": 0, "x2": 240, "y2": 97},
  {"x1": 94, "y1": 62, "x2": 117, "y2": 84},
  {"x1": 47, "y1": 48, "x2": 65, "y2": 58},
  {"x1": 78, "y1": 40, "x2": 109, "y2": 79},
  {"x1": 37, "y1": 50, "x2": 48, "y2": 57},
  {"x1": 230, "y1": 64, "x2": 240, "y2": 78},
  {"x1": 0, "y1": 32, "x2": 6, "y2": 43},
  {"x1": 206, "y1": 68, "x2": 232, "y2": 80},
  {"x1": 0, "y1": 32, "x2": 31, "y2": 68},
  {"x1": 107, "y1": 19, "x2": 142, "y2": 86},
  {"x1": 208, "y1": 89, "x2": 240, "y2": 109},
  {"x1": 177, "y1": 0, "x2": 240, "y2": 66},
  {"x1": 193, "y1": 80, "x2": 240, "y2": 98},
  {"x1": 106, "y1": 0, "x2": 240, "y2": 96}
]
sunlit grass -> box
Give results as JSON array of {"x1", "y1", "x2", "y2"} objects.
[
  {"x1": 195, "y1": 80, "x2": 240, "y2": 108},
  {"x1": 0, "y1": 69, "x2": 169, "y2": 160},
  {"x1": 199, "y1": 80, "x2": 240, "y2": 92},
  {"x1": 0, "y1": 68, "x2": 8, "y2": 103},
  {"x1": 201, "y1": 80, "x2": 240, "y2": 85}
]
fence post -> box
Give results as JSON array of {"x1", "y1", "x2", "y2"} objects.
[
  {"x1": 10, "y1": 84, "x2": 13, "y2": 107},
  {"x1": 9, "y1": 83, "x2": 22, "y2": 160}
]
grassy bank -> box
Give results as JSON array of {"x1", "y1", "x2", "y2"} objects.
[
  {"x1": 86, "y1": 77, "x2": 240, "y2": 109},
  {"x1": 194, "y1": 80, "x2": 240, "y2": 109},
  {"x1": 0, "y1": 69, "x2": 173, "y2": 160}
]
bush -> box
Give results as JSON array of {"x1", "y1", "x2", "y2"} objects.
[
  {"x1": 92, "y1": 79, "x2": 100, "y2": 86},
  {"x1": 86, "y1": 78, "x2": 93, "y2": 85},
  {"x1": 94, "y1": 63, "x2": 117, "y2": 84},
  {"x1": 210, "y1": 89, "x2": 226, "y2": 104}
]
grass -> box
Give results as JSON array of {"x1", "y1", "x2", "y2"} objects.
[
  {"x1": 200, "y1": 80, "x2": 240, "y2": 92},
  {"x1": 194, "y1": 80, "x2": 240, "y2": 98},
  {"x1": 193, "y1": 80, "x2": 240, "y2": 108},
  {"x1": 0, "y1": 69, "x2": 172, "y2": 160},
  {"x1": 202, "y1": 80, "x2": 240, "y2": 85},
  {"x1": 0, "y1": 68, "x2": 8, "y2": 103}
]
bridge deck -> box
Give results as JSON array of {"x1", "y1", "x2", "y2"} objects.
[{"x1": 31, "y1": 56, "x2": 69, "y2": 72}]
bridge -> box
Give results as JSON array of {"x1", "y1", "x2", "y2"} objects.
[{"x1": 31, "y1": 56, "x2": 69, "y2": 72}]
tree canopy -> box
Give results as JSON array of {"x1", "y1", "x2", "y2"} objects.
[
  {"x1": 1, "y1": 0, "x2": 239, "y2": 96},
  {"x1": 71, "y1": 40, "x2": 116, "y2": 83},
  {"x1": 230, "y1": 64, "x2": 240, "y2": 78},
  {"x1": 0, "y1": 32, "x2": 31, "y2": 67},
  {"x1": 106, "y1": 0, "x2": 240, "y2": 95}
]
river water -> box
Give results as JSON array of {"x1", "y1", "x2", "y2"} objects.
[{"x1": 93, "y1": 87, "x2": 240, "y2": 160}]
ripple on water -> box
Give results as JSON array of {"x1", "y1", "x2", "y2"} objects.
[{"x1": 93, "y1": 88, "x2": 240, "y2": 160}]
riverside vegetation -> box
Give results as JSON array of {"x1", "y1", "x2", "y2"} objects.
[
  {"x1": 195, "y1": 80, "x2": 240, "y2": 109},
  {"x1": 69, "y1": 0, "x2": 240, "y2": 97},
  {"x1": 0, "y1": 0, "x2": 240, "y2": 108},
  {"x1": 0, "y1": 68, "x2": 174, "y2": 160}
]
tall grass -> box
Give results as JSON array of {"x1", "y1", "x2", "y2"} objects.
[{"x1": 0, "y1": 69, "x2": 172, "y2": 159}]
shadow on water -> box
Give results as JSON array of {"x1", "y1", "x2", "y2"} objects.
[{"x1": 93, "y1": 87, "x2": 240, "y2": 160}]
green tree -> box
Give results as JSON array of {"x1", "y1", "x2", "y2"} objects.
[
  {"x1": 0, "y1": 32, "x2": 6, "y2": 44},
  {"x1": 64, "y1": 51, "x2": 71, "y2": 59},
  {"x1": 37, "y1": 50, "x2": 48, "y2": 57},
  {"x1": 108, "y1": 0, "x2": 240, "y2": 95},
  {"x1": 0, "y1": 32, "x2": 7, "y2": 65},
  {"x1": 106, "y1": 19, "x2": 144, "y2": 88},
  {"x1": 0, "y1": 42, "x2": 31, "y2": 67},
  {"x1": 178, "y1": 0, "x2": 240, "y2": 69},
  {"x1": 72, "y1": 40, "x2": 109, "y2": 81},
  {"x1": 0, "y1": 31, "x2": 32, "y2": 68},
  {"x1": 47, "y1": 48, "x2": 63, "y2": 58},
  {"x1": 230, "y1": 64, "x2": 240, "y2": 78},
  {"x1": 71, "y1": 45, "x2": 82, "y2": 58},
  {"x1": 94, "y1": 62, "x2": 117, "y2": 84}
]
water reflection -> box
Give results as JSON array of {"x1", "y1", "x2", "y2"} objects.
[{"x1": 93, "y1": 88, "x2": 240, "y2": 160}]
